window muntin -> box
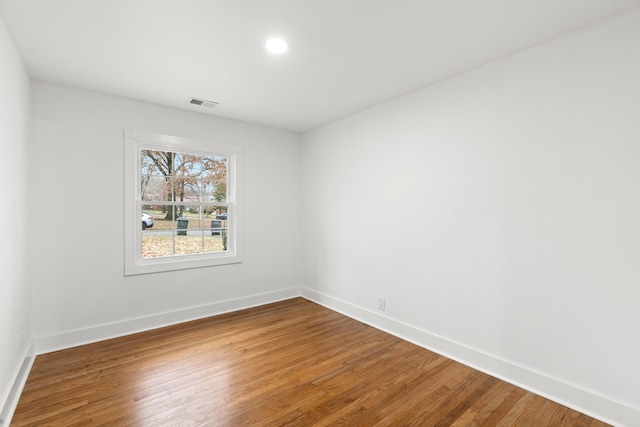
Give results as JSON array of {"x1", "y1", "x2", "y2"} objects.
[{"x1": 124, "y1": 130, "x2": 242, "y2": 275}]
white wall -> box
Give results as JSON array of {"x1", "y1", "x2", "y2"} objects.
[
  {"x1": 302, "y1": 9, "x2": 640, "y2": 426},
  {"x1": 31, "y1": 82, "x2": 302, "y2": 351},
  {"x1": 0, "y1": 16, "x2": 32, "y2": 422}
]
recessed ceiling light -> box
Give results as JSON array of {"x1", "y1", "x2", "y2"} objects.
[{"x1": 266, "y1": 38, "x2": 288, "y2": 54}]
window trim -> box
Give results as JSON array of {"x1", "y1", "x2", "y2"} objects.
[{"x1": 124, "y1": 129, "x2": 243, "y2": 276}]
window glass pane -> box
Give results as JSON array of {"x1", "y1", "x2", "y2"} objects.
[
  {"x1": 141, "y1": 150, "x2": 169, "y2": 177},
  {"x1": 143, "y1": 150, "x2": 180, "y2": 199},
  {"x1": 173, "y1": 207, "x2": 187, "y2": 232},
  {"x1": 142, "y1": 205, "x2": 174, "y2": 259},
  {"x1": 213, "y1": 182, "x2": 227, "y2": 202},
  {"x1": 209, "y1": 218, "x2": 223, "y2": 236},
  {"x1": 146, "y1": 205, "x2": 172, "y2": 228},
  {"x1": 142, "y1": 233, "x2": 174, "y2": 258},
  {"x1": 201, "y1": 156, "x2": 226, "y2": 177},
  {"x1": 203, "y1": 229, "x2": 227, "y2": 253},
  {"x1": 172, "y1": 151, "x2": 184, "y2": 175},
  {"x1": 199, "y1": 178, "x2": 216, "y2": 201},
  {"x1": 180, "y1": 153, "x2": 203, "y2": 176},
  {"x1": 141, "y1": 205, "x2": 154, "y2": 231},
  {"x1": 202, "y1": 206, "x2": 215, "y2": 220},
  {"x1": 174, "y1": 177, "x2": 199, "y2": 202},
  {"x1": 214, "y1": 207, "x2": 228, "y2": 221},
  {"x1": 203, "y1": 156, "x2": 228, "y2": 202},
  {"x1": 141, "y1": 175, "x2": 167, "y2": 201},
  {"x1": 174, "y1": 228, "x2": 203, "y2": 255},
  {"x1": 180, "y1": 207, "x2": 201, "y2": 228},
  {"x1": 205, "y1": 212, "x2": 228, "y2": 253}
]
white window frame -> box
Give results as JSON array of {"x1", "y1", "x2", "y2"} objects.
[{"x1": 124, "y1": 129, "x2": 243, "y2": 276}]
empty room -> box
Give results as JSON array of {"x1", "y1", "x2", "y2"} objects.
[{"x1": 1, "y1": 1, "x2": 639, "y2": 426}]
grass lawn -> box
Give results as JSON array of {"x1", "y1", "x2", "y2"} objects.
[{"x1": 142, "y1": 234, "x2": 225, "y2": 258}]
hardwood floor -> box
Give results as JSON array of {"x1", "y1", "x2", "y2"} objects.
[{"x1": 12, "y1": 298, "x2": 609, "y2": 426}]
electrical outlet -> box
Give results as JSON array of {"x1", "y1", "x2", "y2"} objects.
[{"x1": 378, "y1": 297, "x2": 386, "y2": 311}]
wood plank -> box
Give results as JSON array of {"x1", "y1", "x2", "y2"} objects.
[{"x1": 11, "y1": 298, "x2": 611, "y2": 426}]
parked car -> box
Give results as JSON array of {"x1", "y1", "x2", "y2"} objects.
[
  {"x1": 142, "y1": 212, "x2": 154, "y2": 230},
  {"x1": 216, "y1": 212, "x2": 228, "y2": 220}
]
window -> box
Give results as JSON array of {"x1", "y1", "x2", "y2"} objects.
[{"x1": 124, "y1": 130, "x2": 242, "y2": 275}]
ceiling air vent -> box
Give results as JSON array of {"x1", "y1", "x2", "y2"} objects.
[{"x1": 189, "y1": 97, "x2": 219, "y2": 108}]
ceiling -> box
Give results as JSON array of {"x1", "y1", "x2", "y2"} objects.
[{"x1": 1, "y1": 0, "x2": 639, "y2": 133}]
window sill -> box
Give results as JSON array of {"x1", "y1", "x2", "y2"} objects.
[{"x1": 124, "y1": 252, "x2": 243, "y2": 276}]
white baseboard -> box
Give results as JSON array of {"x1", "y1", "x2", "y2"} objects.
[
  {"x1": 0, "y1": 340, "x2": 35, "y2": 427},
  {"x1": 36, "y1": 287, "x2": 300, "y2": 355},
  {"x1": 301, "y1": 287, "x2": 640, "y2": 427}
]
